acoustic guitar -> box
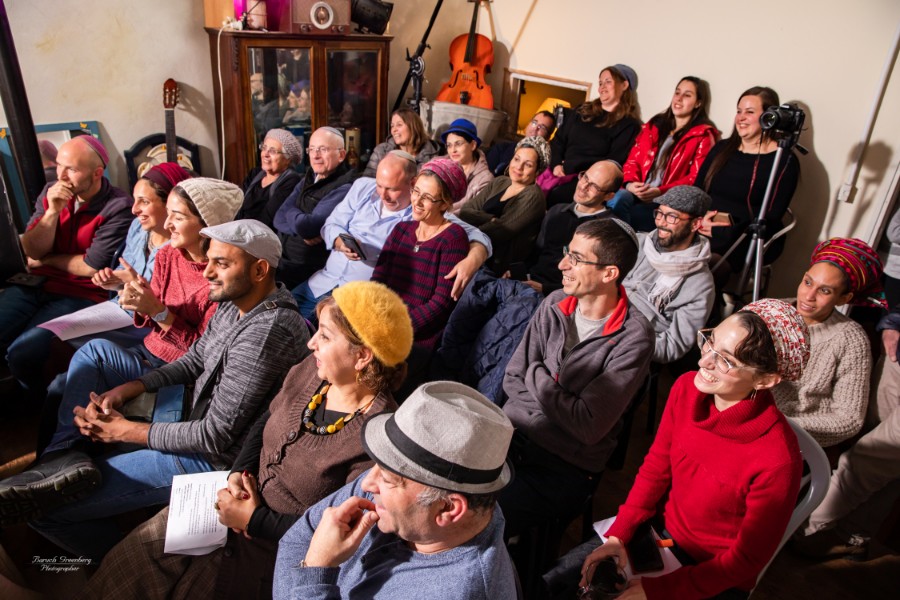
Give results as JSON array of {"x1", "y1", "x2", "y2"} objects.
[
  {"x1": 435, "y1": 0, "x2": 494, "y2": 109},
  {"x1": 137, "y1": 79, "x2": 194, "y2": 177}
]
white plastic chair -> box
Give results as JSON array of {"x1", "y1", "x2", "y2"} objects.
[{"x1": 752, "y1": 418, "x2": 831, "y2": 594}]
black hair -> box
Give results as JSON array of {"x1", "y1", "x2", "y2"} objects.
[
  {"x1": 732, "y1": 311, "x2": 779, "y2": 374},
  {"x1": 573, "y1": 219, "x2": 638, "y2": 284}
]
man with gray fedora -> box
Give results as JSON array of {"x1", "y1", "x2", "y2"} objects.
[
  {"x1": 622, "y1": 185, "x2": 715, "y2": 363},
  {"x1": 274, "y1": 381, "x2": 518, "y2": 600}
]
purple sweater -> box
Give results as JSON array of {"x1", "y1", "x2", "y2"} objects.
[{"x1": 372, "y1": 220, "x2": 469, "y2": 345}]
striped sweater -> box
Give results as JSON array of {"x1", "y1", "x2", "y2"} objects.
[{"x1": 372, "y1": 220, "x2": 469, "y2": 345}]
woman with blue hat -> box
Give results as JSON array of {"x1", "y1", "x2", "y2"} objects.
[{"x1": 441, "y1": 118, "x2": 494, "y2": 213}]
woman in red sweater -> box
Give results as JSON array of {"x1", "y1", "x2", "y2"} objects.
[
  {"x1": 546, "y1": 299, "x2": 809, "y2": 600},
  {"x1": 608, "y1": 76, "x2": 719, "y2": 231}
]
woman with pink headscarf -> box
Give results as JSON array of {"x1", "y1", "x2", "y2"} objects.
[{"x1": 372, "y1": 158, "x2": 469, "y2": 349}]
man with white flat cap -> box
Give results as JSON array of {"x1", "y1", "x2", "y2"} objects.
[{"x1": 274, "y1": 380, "x2": 518, "y2": 600}]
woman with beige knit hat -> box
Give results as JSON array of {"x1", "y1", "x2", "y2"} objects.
[{"x1": 81, "y1": 281, "x2": 413, "y2": 599}]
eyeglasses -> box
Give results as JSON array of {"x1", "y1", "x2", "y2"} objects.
[
  {"x1": 529, "y1": 119, "x2": 550, "y2": 134},
  {"x1": 562, "y1": 245, "x2": 605, "y2": 268},
  {"x1": 307, "y1": 146, "x2": 338, "y2": 155},
  {"x1": 696, "y1": 329, "x2": 752, "y2": 374},
  {"x1": 578, "y1": 171, "x2": 610, "y2": 196},
  {"x1": 653, "y1": 209, "x2": 692, "y2": 225},
  {"x1": 258, "y1": 144, "x2": 285, "y2": 156},
  {"x1": 411, "y1": 186, "x2": 441, "y2": 205},
  {"x1": 445, "y1": 140, "x2": 471, "y2": 150}
]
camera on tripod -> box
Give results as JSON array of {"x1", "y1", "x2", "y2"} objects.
[{"x1": 760, "y1": 103, "x2": 805, "y2": 146}]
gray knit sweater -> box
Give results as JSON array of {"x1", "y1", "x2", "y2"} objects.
[
  {"x1": 140, "y1": 284, "x2": 309, "y2": 468},
  {"x1": 773, "y1": 309, "x2": 871, "y2": 447}
]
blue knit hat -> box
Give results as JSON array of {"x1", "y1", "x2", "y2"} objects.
[{"x1": 441, "y1": 118, "x2": 481, "y2": 147}]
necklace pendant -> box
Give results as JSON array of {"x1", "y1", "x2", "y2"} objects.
[{"x1": 413, "y1": 244, "x2": 420, "y2": 253}]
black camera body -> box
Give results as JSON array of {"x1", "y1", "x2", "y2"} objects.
[{"x1": 760, "y1": 103, "x2": 805, "y2": 146}]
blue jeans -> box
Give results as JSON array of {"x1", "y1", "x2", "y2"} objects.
[
  {"x1": 0, "y1": 286, "x2": 94, "y2": 389},
  {"x1": 291, "y1": 281, "x2": 332, "y2": 321},
  {"x1": 45, "y1": 340, "x2": 165, "y2": 454},
  {"x1": 605, "y1": 190, "x2": 659, "y2": 232},
  {"x1": 30, "y1": 447, "x2": 212, "y2": 560}
]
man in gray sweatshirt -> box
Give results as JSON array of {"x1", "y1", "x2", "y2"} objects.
[
  {"x1": 501, "y1": 218, "x2": 653, "y2": 536},
  {"x1": 0, "y1": 220, "x2": 308, "y2": 560}
]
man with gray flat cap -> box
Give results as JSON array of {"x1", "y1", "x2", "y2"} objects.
[
  {"x1": 274, "y1": 381, "x2": 518, "y2": 600},
  {"x1": 622, "y1": 185, "x2": 715, "y2": 363},
  {"x1": 0, "y1": 220, "x2": 308, "y2": 560}
]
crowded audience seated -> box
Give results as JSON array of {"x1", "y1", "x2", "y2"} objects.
[
  {"x1": 772, "y1": 238, "x2": 884, "y2": 447},
  {"x1": 500, "y1": 218, "x2": 653, "y2": 536},
  {"x1": 7, "y1": 162, "x2": 191, "y2": 394},
  {"x1": 441, "y1": 118, "x2": 494, "y2": 212},
  {"x1": 544, "y1": 299, "x2": 809, "y2": 600},
  {"x1": 291, "y1": 150, "x2": 492, "y2": 320},
  {"x1": 362, "y1": 108, "x2": 442, "y2": 178},
  {"x1": 272, "y1": 126, "x2": 358, "y2": 289},
  {"x1": 79, "y1": 281, "x2": 412, "y2": 598},
  {"x1": 542, "y1": 64, "x2": 641, "y2": 207},
  {"x1": 696, "y1": 86, "x2": 800, "y2": 279},
  {"x1": 514, "y1": 160, "x2": 621, "y2": 296},
  {"x1": 610, "y1": 76, "x2": 719, "y2": 231},
  {"x1": 236, "y1": 128, "x2": 304, "y2": 228},
  {"x1": 622, "y1": 186, "x2": 715, "y2": 364},
  {"x1": 486, "y1": 110, "x2": 556, "y2": 176},
  {"x1": 372, "y1": 158, "x2": 469, "y2": 350},
  {"x1": 0, "y1": 137, "x2": 132, "y2": 395},
  {"x1": 273, "y1": 381, "x2": 517, "y2": 600},
  {"x1": 0, "y1": 221, "x2": 308, "y2": 560},
  {"x1": 459, "y1": 136, "x2": 550, "y2": 273}
]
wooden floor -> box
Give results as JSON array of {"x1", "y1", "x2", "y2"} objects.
[{"x1": 1, "y1": 377, "x2": 897, "y2": 599}]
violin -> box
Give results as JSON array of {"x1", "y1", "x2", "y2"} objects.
[{"x1": 436, "y1": 0, "x2": 494, "y2": 109}]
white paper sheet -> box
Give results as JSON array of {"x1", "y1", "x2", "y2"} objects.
[
  {"x1": 164, "y1": 471, "x2": 230, "y2": 556},
  {"x1": 36, "y1": 300, "x2": 134, "y2": 341},
  {"x1": 593, "y1": 516, "x2": 682, "y2": 579}
]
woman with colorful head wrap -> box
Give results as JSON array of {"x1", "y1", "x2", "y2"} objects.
[
  {"x1": 547, "y1": 298, "x2": 809, "y2": 600},
  {"x1": 371, "y1": 157, "x2": 470, "y2": 350},
  {"x1": 458, "y1": 136, "x2": 550, "y2": 273},
  {"x1": 772, "y1": 237, "x2": 885, "y2": 447}
]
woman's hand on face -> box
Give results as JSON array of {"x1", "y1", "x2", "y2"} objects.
[{"x1": 580, "y1": 536, "x2": 628, "y2": 588}]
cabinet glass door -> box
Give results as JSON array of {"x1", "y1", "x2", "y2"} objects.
[
  {"x1": 247, "y1": 47, "x2": 311, "y2": 159},
  {"x1": 325, "y1": 50, "x2": 380, "y2": 153}
]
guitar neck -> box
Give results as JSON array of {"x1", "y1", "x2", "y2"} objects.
[{"x1": 164, "y1": 109, "x2": 177, "y2": 163}]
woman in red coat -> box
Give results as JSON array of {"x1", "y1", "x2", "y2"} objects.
[{"x1": 609, "y1": 77, "x2": 719, "y2": 231}]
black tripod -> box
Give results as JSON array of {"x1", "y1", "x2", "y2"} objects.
[
  {"x1": 713, "y1": 136, "x2": 805, "y2": 303},
  {"x1": 392, "y1": 0, "x2": 443, "y2": 114}
]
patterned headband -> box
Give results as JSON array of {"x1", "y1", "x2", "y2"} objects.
[{"x1": 739, "y1": 298, "x2": 810, "y2": 381}]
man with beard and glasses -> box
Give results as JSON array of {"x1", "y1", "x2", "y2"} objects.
[
  {"x1": 622, "y1": 185, "x2": 715, "y2": 363},
  {"x1": 0, "y1": 220, "x2": 308, "y2": 560}
]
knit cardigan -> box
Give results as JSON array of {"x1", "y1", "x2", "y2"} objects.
[
  {"x1": 606, "y1": 373, "x2": 801, "y2": 599},
  {"x1": 773, "y1": 309, "x2": 871, "y2": 447},
  {"x1": 136, "y1": 245, "x2": 217, "y2": 364}
]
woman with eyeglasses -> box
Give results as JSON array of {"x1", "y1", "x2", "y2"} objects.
[
  {"x1": 237, "y1": 129, "x2": 304, "y2": 228},
  {"x1": 372, "y1": 158, "x2": 469, "y2": 350},
  {"x1": 609, "y1": 77, "x2": 719, "y2": 232},
  {"x1": 542, "y1": 64, "x2": 642, "y2": 208},
  {"x1": 694, "y1": 86, "x2": 800, "y2": 277},
  {"x1": 459, "y1": 136, "x2": 550, "y2": 273},
  {"x1": 545, "y1": 298, "x2": 808, "y2": 600},
  {"x1": 440, "y1": 118, "x2": 494, "y2": 213},
  {"x1": 772, "y1": 238, "x2": 885, "y2": 448},
  {"x1": 362, "y1": 108, "x2": 442, "y2": 178}
]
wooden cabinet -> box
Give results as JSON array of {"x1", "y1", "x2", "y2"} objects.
[{"x1": 206, "y1": 28, "x2": 391, "y2": 183}]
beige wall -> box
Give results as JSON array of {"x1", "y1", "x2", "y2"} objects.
[{"x1": 2, "y1": 0, "x2": 899, "y2": 296}]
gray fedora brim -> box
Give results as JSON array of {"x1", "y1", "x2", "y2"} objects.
[{"x1": 361, "y1": 413, "x2": 513, "y2": 495}]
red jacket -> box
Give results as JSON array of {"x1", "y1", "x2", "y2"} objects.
[{"x1": 622, "y1": 122, "x2": 719, "y2": 192}]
